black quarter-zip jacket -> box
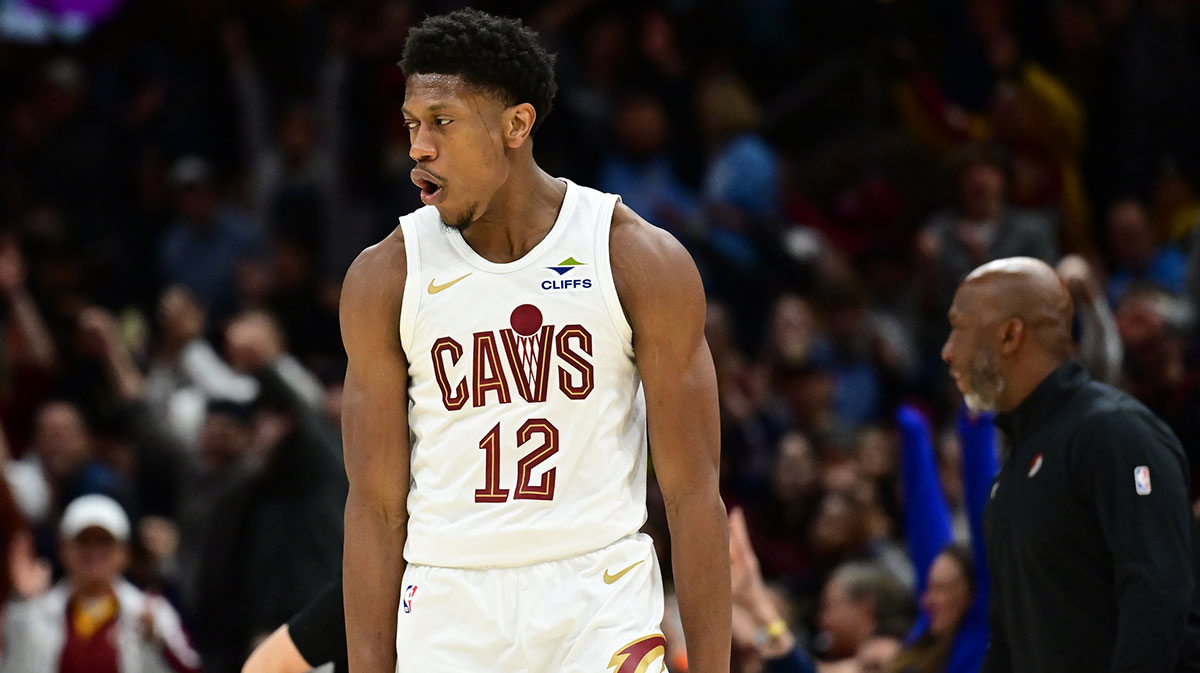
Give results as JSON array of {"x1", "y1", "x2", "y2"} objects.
[{"x1": 982, "y1": 361, "x2": 1195, "y2": 673}]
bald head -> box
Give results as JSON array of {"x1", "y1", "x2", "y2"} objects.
[
  {"x1": 962, "y1": 257, "x2": 1074, "y2": 358},
  {"x1": 943, "y1": 257, "x2": 1075, "y2": 412}
]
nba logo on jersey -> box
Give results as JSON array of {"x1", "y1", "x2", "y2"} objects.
[
  {"x1": 403, "y1": 585, "x2": 418, "y2": 613},
  {"x1": 1134, "y1": 466, "x2": 1152, "y2": 495}
]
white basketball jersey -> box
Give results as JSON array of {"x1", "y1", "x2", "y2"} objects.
[{"x1": 397, "y1": 179, "x2": 648, "y2": 568}]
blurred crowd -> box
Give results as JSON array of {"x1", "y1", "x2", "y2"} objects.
[{"x1": 0, "y1": 0, "x2": 1199, "y2": 672}]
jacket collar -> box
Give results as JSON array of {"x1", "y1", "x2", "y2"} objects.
[{"x1": 994, "y1": 360, "x2": 1089, "y2": 443}]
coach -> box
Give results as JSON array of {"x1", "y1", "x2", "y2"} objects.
[{"x1": 941, "y1": 256, "x2": 1196, "y2": 673}]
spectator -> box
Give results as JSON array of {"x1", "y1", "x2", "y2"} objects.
[
  {"x1": 21, "y1": 401, "x2": 132, "y2": 533},
  {"x1": 729, "y1": 508, "x2": 816, "y2": 673},
  {"x1": 813, "y1": 561, "x2": 913, "y2": 664},
  {"x1": 0, "y1": 494, "x2": 200, "y2": 673},
  {"x1": 190, "y1": 311, "x2": 344, "y2": 673},
  {"x1": 1104, "y1": 198, "x2": 1188, "y2": 305},
  {"x1": 157, "y1": 157, "x2": 265, "y2": 328},
  {"x1": 597, "y1": 93, "x2": 698, "y2": 234},
  {"x1": 1057, "y1": 254, "x2": 1123, "y2": 384},
  {"x1": 892, "y1": 405, "x2": 997, "y2": 673},
  {"x1": 915, "y1": 142, "x2": 1057, "y2": 330}
]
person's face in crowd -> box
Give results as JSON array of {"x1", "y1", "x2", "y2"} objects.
[
  {"x1": 1115, "y1": 291, "x2": 1166, "y2": 352},
  {"x1": 34, "y1": 402, "x2": 91, "y2": 480},
  {"x1": 855, "y1": 429, "x2": 896, "y2": 482},
  {"x1": 942, "y1": 284, "x2": 1007, "y2": 412},
  {"x1": 1115, "y1": 290, "x2": 1182, "y2": 379},
  {"x1": 178, "y1": 182, "x2": 216, "y2": 225},
  {"x1": 809, "y1": 492, "x2": 866, "y2": 560},
  {"x1": 921, "y1": 552, "x2": 972, "y2": 636},
  {"x1": 61, "y1": 527, "x2": 128, "y2": 594},
  {"x1": 615, "y1": 95, "x2": 669, "y2": 161},
  {"x1": 280, "y1": 105, "x2": 318, "y2": 165},
  {"x1": 770, "y1": 295, "x2": 817, "y2": 364},
  {"x1": 772, "y1": 433, "x2": 818, "y2": 503},
  {"x1": 938, "y1": 431, "x2": 965, "y2": 509},
  {"x1": 856, "y1": 635, "x2": 902, "y2": 673},
  {"x1": 199, "y1": 412, "x2": 251, "y2": 471},
  {"x1": 958, "y1": 161, "x2": 1005, "y2": 221},
  {"x1": 1107, "y1": 199, "x2": 1155, "y2": 270},
  {"x1": 818, "y1": 577, "x2": 875, "y2": 659},
  {"x1": 404, "y1": 74, "x2": 530, "y2": 231}
]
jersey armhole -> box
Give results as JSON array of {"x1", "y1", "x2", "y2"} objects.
[
  {"x1": 397, "y1": 215, "x2": 422, "y2": 354},
  {"x1": 595, "y1": 195, "x2": 634, "y2": 354}
]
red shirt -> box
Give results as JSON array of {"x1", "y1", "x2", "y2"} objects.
[{"x1": 58, "y1": 596, "x2": 120, "y2": 673}]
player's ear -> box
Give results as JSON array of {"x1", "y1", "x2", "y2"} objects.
[
  {"x1": 999, "y1": 317, "x2": 1023, "y2": 355},
  {"x1": 503, "y1": 103, "x2": 536, "y2": 149}
]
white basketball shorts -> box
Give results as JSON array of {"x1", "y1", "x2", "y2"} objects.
[{"x1": 394, "y1": 533, "x2": 666, "y2": 673}]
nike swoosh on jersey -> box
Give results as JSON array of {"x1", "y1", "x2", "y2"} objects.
[
  {"x1": 603, "y1": 560, "x2": 644, "y2": 584},
  {"x1": 427, "y1": 273, "x2": 472, "y2": 295}
]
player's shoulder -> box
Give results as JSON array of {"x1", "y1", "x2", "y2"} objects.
[
  {"x1": 608, "y1": 201, "x2": 696, "y2": 280},
  {"x1": 341, "y1": 224, "x2": 407, "y2": 323},
  {"x1": 607, "y1": 201, "x2": 703, "y2": 319}
]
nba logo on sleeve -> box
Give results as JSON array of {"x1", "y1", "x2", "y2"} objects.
[
  {"x1": 1134, "y1": 466, "x2": 1152, "y2": 495},
  {"x1": 403, "y1": 585, "x2": 418, "y2": 613}
]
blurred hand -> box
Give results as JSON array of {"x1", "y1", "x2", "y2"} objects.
[
  {"x1": 158, "y1": 286, "x2": 206, "y2": 349},
  {"x1": 0, "y1": 239, "x2": 26, "y2": 297},
  {"x1": 8, "y1": 532, "x2": 51, "y2": 600},
  {"x1": 729, "y1": 508, "x2": 766, "y2": 608},
  {"x1": 225, "y1": 311, "x2": 284, "y2": 373},
  {"x1": 731, "y1": 603, "x2": 760, "y2": 652},
  {"x1": 914, "y1": 228, "x2": 942, "y2": 262},
  {"x1": 1057, "y1": 254, "x2": 1100, "y2": 304},
  {"x1": 78, "y1": 306, "x2": 122, "y2": 360},
  {"x1": 139, "y1": 516, "x2": 179, "y2": 564},
  {"x1": 139, "y1": 601, "x2": 163, "y2": 643}
]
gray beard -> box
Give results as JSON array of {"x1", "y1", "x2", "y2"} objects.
[{"x1": 963, "y1": 348, "x2": 1005, "y2": 413}]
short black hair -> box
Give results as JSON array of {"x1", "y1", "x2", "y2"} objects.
[{"x1": 401, "y1": 9, "x2": 558, "y2": 134}]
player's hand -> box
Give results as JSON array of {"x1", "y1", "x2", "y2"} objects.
[{"x1": 225, "y1": 311, "x2": 284, "y2": 373}]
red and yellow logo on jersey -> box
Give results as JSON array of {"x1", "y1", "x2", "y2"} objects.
[{"x1": 607, "y1": 634, "x2": 666, "y2": 673}]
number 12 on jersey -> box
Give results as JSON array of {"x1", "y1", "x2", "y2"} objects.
[{"x1": 475, "y1": 419, "x2": 559, "y2": 503}]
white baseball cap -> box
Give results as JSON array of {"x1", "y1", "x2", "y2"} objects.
[{"x1": 59, "y1": 495, "x2": 130, "y2": 542}]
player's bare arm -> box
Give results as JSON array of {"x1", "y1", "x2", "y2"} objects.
[
  {"x1": 340, "y1": 230, "x2": 411, "y2": 673},
  {"x1": 611, "y1": 202, "x2": 731, "y2": 673}
]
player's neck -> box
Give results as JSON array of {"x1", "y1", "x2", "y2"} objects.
[{"x1": 461, "y1": 164, "x2": 566, "y2": 264}]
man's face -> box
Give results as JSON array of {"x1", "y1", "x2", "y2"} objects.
[
  {"x1": 34, "y1": 402, "x2": 90, "y2": 480},
  {"x1": 818, "y1": 578, "x2": 873, "y2": 658},
  {"x1": 403, "y1": 74, "x2": 513, "y2": 230},
  {"x1": 942, "y1": 284, "x2": 1006, "y2": 412},
  {"x1": 61, "y1": 527, "x2": 127, "y2": 591}
]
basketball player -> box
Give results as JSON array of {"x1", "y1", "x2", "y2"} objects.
[{"x1": 340, "y1": 9, "x2": 730, "y2": 673}]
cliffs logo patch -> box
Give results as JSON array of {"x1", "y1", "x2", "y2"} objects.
[
  {"x1": 402, "y1": 585, "x2": 418, "y2": 614},
  {"x1": 542, "y1": 256, "x2": 593, "y2": 291},
  {"x1": 546, "y1": 257, "x2": 587, "y2": 275},
  {"x1": 607, "y1": 635, "x2": 666, "y2": 673},
  {"x1": 1134, "y1": 466, "x2": 1152, "y2": 495},
  {"x1": 1027, "y1": 453, "x2": 1044, "y2": 478}
]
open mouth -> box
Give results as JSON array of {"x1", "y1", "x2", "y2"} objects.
[{"x1": 411, "y1": 168, "x2": 445, "y2": 205}]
